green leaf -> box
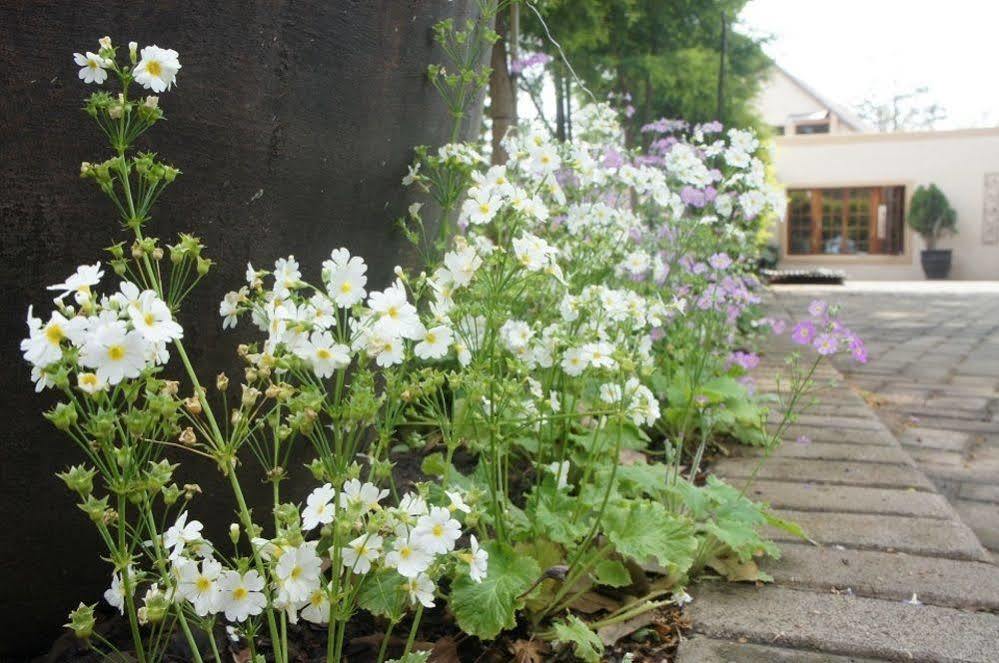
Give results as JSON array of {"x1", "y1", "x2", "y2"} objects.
[
  {"x1": 449, "y1": 540, "x2": 540, "y2": 640},
  {"x1": 534, "y1": 490, "x2": 589, "y2": 545},
  {"x1": 592, "y1": 559, "x2": 631, "y2": 588},
  {"x1": 603, "y1": 500, "x2": 696, "y2": 575},
  {"x1": 357, "y1": 569, "x2": 406, "y2": 621},
  {"x1": 552, "y1": 614, "x2": 604, "y2": 663},
  {"x1": 765, "y1": 510, "x2": 809, "y2": 542},
  {"x1": 386, "y1": 652, "x2": 430, "y2": 663}
]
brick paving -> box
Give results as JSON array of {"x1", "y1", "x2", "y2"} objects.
[{"x1": 678, "y1": 285, "x2": 999, "y2": 662}]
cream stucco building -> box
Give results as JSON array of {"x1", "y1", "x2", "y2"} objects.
[{"x1": 758, "y1": 67, "x2": 999, "y2": 280}]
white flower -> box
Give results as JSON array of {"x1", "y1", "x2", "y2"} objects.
[
  {"x1": 366, "y1": 329, "x2": 405, "y2": 367},
  {"x1": 219, "y1": 291, "x2": 240, "y2": 329},
  {"x1": 583, "y1": 341, "x2": 617, "y2": 369},
  {"x1": 528, "y1": 143, "x2": 561, "y2": 174},
  {"x1": 625, "y1": 378, "x2": 660, "y2": 427},
  {"x1": 218, "y1": 570, "x2": 267, "y2": 622},
  {"x1": 275, "y1": 543, "x2": 322, "y2": 603},
  {"x1": 413, "y1": 506, "x2": 461, "y2": 555},
  {"x1": 339, "y1": 479, "x2": 389, "y2": 512},
  {"x1": 302, "y1": 483, "x2": 336, "y2": 531},
  {"x1": 47, "y1": 263, "x2": 103, "y2": 303},
  {"x1": 600, "y1": 382, "x2": 623, "y2": 404},
  {"x1": 177, "y1": 557, "x2": 222, "y2": 616},
  {"x1": 404, "y1": 573, "x2": 436, "y2": 608},
  {"x1": 466, "y1": 535, "x2": 488, "y2": 583},
  {"x1": 385, "y1": 533, "x2": 432, "y2": 578},
  {"x1": 445, "y1": 490, "x2": 471, "y2": 514},
  {"x1": 623, "y1": 250, "x2": 650, "y2": 276},
  {"x1": 323, "y1": 249, "x2": 368, "y2": 308},
  {"x1": 500, "y1": 319, "x2": 534, "y2": 350},
  {"x1": 77, "y1": 371, "x2": 107, "y2": 394},
  {"x1": 104, "y1": 570, "x2": 129, "y2": 614},
  {"x1": 295, "y1": 330, "x2": 350, "y2": 378},
  {"x1": 398, "y1": 493, "x2": 429, "y2": 520},
  {"x1": 130, "y1": 291, "x2": 183, "y2": 343},
  {"x1": 341, "y1": 534, "x2": 383, "y2": 575},
  {"x1": 272, "y1": 256, "x2": 301, "y2": 296},
  {"x1": 367, "y1": 282, "x2": 422, "y2": 340},
  {"x1": 21, "y1": 309, "x2": 85, "y2": 368},
  {"x1": 442, "y1": 246, "x2": 482, "y2": 288},
  {"x1": 301, "y1": 587, "x2": 330, "y2": 624},
  {"x1": 79, "y1": 320, "x2": 149, "y2": 385},
  {"x1": 163, "y1": 511, "x2": 204, "y2": 555},
  {"x1": 561, "y1": 346, "x2": 588, "y2": 377},
  {"x1": 460, "y1": 191, "x2": 500, "y2": 226},
  {"x1": 307, "y1": 293, "x2": 337, "y2": 329},
  {"x1": 512, "y1": 233, "x2": 557, "y2": 272},
  {"x1": 133, "y1": 45, "x2": 181, "y2": 93},
  {"x1": 74, "y1": 52, "x2": 110, "y2": 85},
  {"x1": 547, "y1": 461, "x2": 570, "y2": 490},
  {"x1": 415, "y1": 325, "x2": 452, "y2": 360}
]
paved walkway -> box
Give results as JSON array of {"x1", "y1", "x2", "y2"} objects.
[{"x1": 678, "y1": 285, "x2": 999, "y2": 662}]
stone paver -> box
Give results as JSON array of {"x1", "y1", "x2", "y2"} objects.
[{"x1": 679, "y1": 290, "x2": 999, "y2": 661}]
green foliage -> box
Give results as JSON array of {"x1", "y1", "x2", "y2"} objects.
[
  {"x1": 449, "y1": 541, "x2": 541, "y2": 639},
  {"x1": 551, "y1": 614, "x2": 605, "y2": 662},
  {"x1": 908, "y1": 183, "x2": 957, "y2": 248},
  {"x1": 591, "y1": 558, "x2": 632, "y2": 587},
  {"x1": 523, "y1": 0, "x2": 772, "y2": 139},
  {"x1": 603, "y1": 500, "x2": 697, "y2": 573},
  {"x1": 357, "y1": 570, "x2": 407, "y2": 621}
]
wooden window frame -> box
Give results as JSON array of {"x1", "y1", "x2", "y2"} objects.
[{"x1": 786, "y1": 186, "x2": 903, "y2": 256}]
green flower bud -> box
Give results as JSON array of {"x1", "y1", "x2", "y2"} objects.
[
  {"x1": 65, "y1": 602, "x2": 96, "y2": 639},
  {"x1": 141, "y1": 585, "x2": 171, "y2": 623},
  {"x1": 162, "y1": 483, "x2": 182, "y2": 506},
  {"x1": 147, "y1": 459, "x2": 177, "y2": 491},
  {"x1": 196, "y1": 256, "x2": 213, "y2": 276},
  {"x1": 45, "y1": 402, "x2": 78, "y2": 432},
  {"x1": 56, "y1": 465, "x2": 96, "y2": 497},
  {"x1": 229, "y1": 523, "x2": 241, "y2": 545},
  {"x1": 78, "y1": 495, "x2": 109, "y2": 523}
]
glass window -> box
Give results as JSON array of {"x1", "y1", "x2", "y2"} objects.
[{"x1": 786, "y1": 186, "x2": 904, "y2": 256}]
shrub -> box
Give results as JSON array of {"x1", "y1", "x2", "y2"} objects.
[{"x1": 908, "y1": 183, "x2": 956, "y2": 249}]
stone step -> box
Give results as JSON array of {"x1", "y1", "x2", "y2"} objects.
[
  {"x1": 686, "y1": 583, "x2": 999, "y2": 663},
  {"x1": 762, "y1": 542, "x2": 999, "y2": 610},
  {"x1": 713, "y1": 458, "x2": 934, "y2": 491},
  {"x1": 676, "y1": 636, "x2": 882, "y2": 662},
  {"x1": 781, "y1": 424, "x2": 897, "y2": 446},
  {"x1": 732, "y1": 441, "x2": 914, "y2": 464},
  {"x1": 771, "y1": 414, "x2": 888, "y2": 431},
  {"x1": 766, "y1": 510, "x2": 988, "y2": 561},
  {"x1": 744, "y1": 481, "x2": 954, "y2": 519}
]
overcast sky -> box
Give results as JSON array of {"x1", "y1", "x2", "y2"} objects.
[{"x1": 738, "y1": 0, "x2": 999, "y2": 129}]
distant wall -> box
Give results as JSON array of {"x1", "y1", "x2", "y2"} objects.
[{"x1": 772, "y1": 128, "x2": 999, "y2": 280}]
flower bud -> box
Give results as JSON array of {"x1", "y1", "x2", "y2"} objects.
[
  {"x1": 65, "y1": 602, "x2": 96, "y2": 640},
  {"x1": 216, "y1": 372, "x2": 229, "y2": 392},
  {"x1": 144, "y1": 95, "x2": 159, "y2": 109},
  {"x1": 178, "y1": 427, "x2": 197, "y2": 447},
  {"x1": 151, "y1": 247, "x2": 164, "y2": 261},
  {"x1": 57, "y1": 465, "x2": 96, "y2": 497},
  {"x1": 229, "y1": 523, "x2": 241, "y2": 545},
  {"x1": 162, "y1": 483, "x2": 181, "y2": 505},
  {"x1": 45, "y1": 402, "x2": 79, "y2": 432},
  {"x1": 79, "y1": 495, "x2": 110, "y2": 523},
  {"x1": 196, "y1": 256, "x2": 213, "y2": 276},
  {"x1": 129, "y1": 41, "x2": 138, "y2": 63},
  {"x1": 141, "y1": 585, "x2": 171, "y2": 623},
  {"x1": 183, "y1": 483, "x2": 203, "y2": 499},
  {"x1": 184, "y1": 396, "x2": 202, "y2": 415}
]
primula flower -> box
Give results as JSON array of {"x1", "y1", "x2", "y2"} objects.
[
  {"x1": 218, "y1": 570, "x2": 267, "y2": 622},
  {"x1": 415, "y1": 324, "x2": 452, "y2": 360},
  {"x1": 129, "y1": 291, "x2": 184, "y2": 343},
  {"x1": 546, "y1": 461, "x2": 570, "y2": 490},
  {"x1": 133, "y1": 45, "x2": 181, "y2": 93},
  {"x1": 465, "y1": 535, "x2": 489, "y2": 583},
  {"x1": 367, "y1": 282, "x2": 422, "y2": 340},
  {"x1": 302, "y1": 483, "x2": 336, "y2": 531},
  {"x1": 176, "y1": 557, "x2": 222, "y2": 616},
  {"x1": 341, "y1": 534, "x2": 383, "y2": 574},
  {"x1": 813, "y1": 333, "x2": 839, "y2": 356},
  {"x1": 323, "y1": 248, "x2": 368, "y2": 308},
  {"x1": 405, "y1": 573, "x2": 437, "y2": 608},
  {"x1": 163, "y1": 511, "x2": 204, "y2": 555},
  {"x1": 73, "y1": 52, "x2": 110, "y2": 85},
  {"x1": 301, "y1": 587, "x2": 330, "y2": 624},
  {"x1": 386, "y1": 533, "x2": 433, "y2": 578},
  {"x1": 339, "y1": 479, "x2": 389, "y2": 512},
  {"x1": 47, "y1": 263, "x2": 103, "y2": 303},
  {"x1": 808, "y1": 299, "x2": 828, "y2": 318},
  {"x1": 295, "y1": 330, "x2": 350, "y2": 378},
  {"x1": 445, "y1": 490, "x2": 471, "y2": 514},
  {"x1": 790, "y1": 321, "x2": 816, "y2": 346},
  {"x1": 413, "y1": 506, "x2": 461, "y2": 555},
  {"x1": 274, "y1": 543, "x2": 322, "y2": 603},
  {"x1": 79, "y1": 321, "x2": 149, "y2": 386},
  {"x1": 104, "y1": 570, "x2": 129, "y2": 614}
]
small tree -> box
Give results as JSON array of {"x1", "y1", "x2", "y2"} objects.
[{"x1": 908, "y1": 184, "x2": 956, "y2": 250}]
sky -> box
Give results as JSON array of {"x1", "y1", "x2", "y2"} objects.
[{"x1": 738, "y1": 0, "x2": 999, "y2": 129}]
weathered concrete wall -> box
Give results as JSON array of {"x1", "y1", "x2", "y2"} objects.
[{"x1": 0, "y1": 1, "x2": 485, "y2": 655}]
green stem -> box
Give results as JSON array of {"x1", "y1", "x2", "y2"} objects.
[{"x1": 401, "y1": 604, "x2": 425, "y2": 660}]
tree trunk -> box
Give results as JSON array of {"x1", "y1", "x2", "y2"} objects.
[
  {"x1": 489, "y1": 7, "x2": 517, "y2": 164},
  {"x1": 555, "y1": 63, "x2": 566, "y2": 141}
]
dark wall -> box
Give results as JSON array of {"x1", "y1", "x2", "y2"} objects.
[{"x1": 0, "y1": 1, "x2": 484, "y2": 656}]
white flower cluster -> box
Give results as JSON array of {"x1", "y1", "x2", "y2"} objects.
[
  {"x1": 21, "y1": 264, "x2": 183, "y2": 392},
  {"x1": 103, "y1": 482, "x2": 487, "y2": 624},
  {"x1": 73, "y1": 36, "x2": 180, "y2": 92}
]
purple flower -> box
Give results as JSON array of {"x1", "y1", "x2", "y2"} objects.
[
  {"x1": 770, "y1": 318, "x2": 787, "y2": 335},
  {"x1": 813, "y1": 333, "x2": 839, "y2": 356},
  {"x1": 602, "y1": 148, "x2": 624, "y2": 169},
  {"x1": 650, "y1": 327, "x2": 666, "y2": 341},
  {"x1": 509, "y1": 52, "x2": 552, "y2": 75},
  {"x1": 681, "y1": 186, "x2": 707, "y2": 208},
  {"x1": 807, "y1": 299, "x2": 827, "y2": 318},
  {"x1": 851, "y1": 344, "x2": 868, "y2": 363},
  {"x1": 791, "y1": 321, "x2": 816, "y2": 345},
  {"x1": 796, "y1": 435, "x2": 811, "y2": 445},
  {"x1": 699, "y1": 120, "x2": 723, "y2": 134},
  {"x1": 709, "y1": 252, "x2": 732, "y2": 270},
  {"x1": 624, "y1": 104, "x2": 636, "y2": 118},
  {"x1": 728, "y1": 351, "x2": 760, "y2": 370}
]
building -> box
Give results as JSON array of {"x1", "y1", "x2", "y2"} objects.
[{"x1": 758, "y1": 67, "x2": 999, "y2": 280}]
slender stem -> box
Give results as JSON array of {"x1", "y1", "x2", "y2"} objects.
[
  {"x1": 401, "y1": 604, "x2": 425, "y2": 660},
  {"x1": 376, "y1": 620, "x2": 399, "y2": 663}
]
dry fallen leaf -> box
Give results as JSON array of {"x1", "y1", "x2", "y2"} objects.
[{"x1": 510, "y1": 638, "x2": 551, "y2": 663}]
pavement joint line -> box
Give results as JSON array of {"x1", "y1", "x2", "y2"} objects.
[{"x1": 714, "y1": 474, "x2": 938, "y2": 492}]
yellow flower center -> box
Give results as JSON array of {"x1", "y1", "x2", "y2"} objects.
[
  {"x1": 425, "y1": 332, "x2": 436, "y2": 344},
  {"x1": 144, "y1": 312, "x2": 156, "y2": 326},
  {"x1": 196, "y1": 577, "x2": 212, "y2": 592},
  {"x1": 107, "y1": 345, "x2": 125, "y2": 361},
  {"x1": 81, "y1": 374, "x2": 98, "y2": 388},
  {"x1": 88, "y1": 60, "x2": 99, "y2": 70},
  {"x1": 432, "y1": 524, "x2": 444, "y2": 537},
  {"x1": 479, "y1": 203, "x2": 490, "y2": 214},
  {"x1": 400, "y1": 547, "x2": 412, "y2": 559},
  {"x1": 146, "y1": 60, "x2": 163, "y2": 77},
  {"x1": 310, "y1": 592, "x2": 323, "y2": 606},
  {"x1": 387, "y1": 306, "x2": 399, "y2": 319},
  {"x1": 233, "y1": 587, "x2": 248, "y2": 601},
  {"x1": 290, "y1": 566, "x2": 302, "y2": 580},
  {"x1": 45, "y1": 324, "x2": 64, "y2": 345},
  {"x1": 340, "y1": 281, "x2": 352, "y2": 294},
  {"x1": 316, "y1": 348, "x2": 332, "y2": 360}
]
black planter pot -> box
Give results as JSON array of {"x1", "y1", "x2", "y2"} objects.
[
  {"x1": 0, "y1": 1, "x2": 486, "y2": 656},
  {"x1": 920, "y1": 249, "x2": 953, "y2": 279}
]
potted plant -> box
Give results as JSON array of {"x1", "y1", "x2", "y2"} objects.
[{"x1": 908, "y1": 184, "x2": 957, "y2": 279}]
